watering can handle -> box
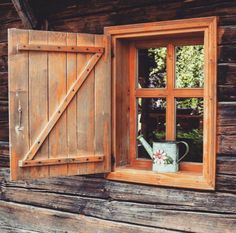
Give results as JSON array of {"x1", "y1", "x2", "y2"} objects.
[{"x1": 177, "y1": 141, "x2": 189, "y2": 163}]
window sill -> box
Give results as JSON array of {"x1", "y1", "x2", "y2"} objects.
[{"x1": 106, "y1": 166, "x2": 214, "y2": 190}]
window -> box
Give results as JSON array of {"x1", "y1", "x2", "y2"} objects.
[
  {"x1": 105, "y1": 17, "x2": 217, "y2": 189},
  {"x1": 9, "y1": 17, "x2": 217, "y2": 190}
]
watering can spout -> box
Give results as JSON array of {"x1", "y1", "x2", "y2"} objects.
[{"x1": 137, "y1": 135, "x2": 153, "y2": 159}]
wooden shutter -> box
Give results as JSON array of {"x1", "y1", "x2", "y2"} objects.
[{"x1": 8, "y1": 29, "x2": 111, "y2": 181}]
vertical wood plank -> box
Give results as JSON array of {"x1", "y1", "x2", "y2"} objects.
[
  {"x1": 66, "y1": 33, "x2": 78, "y2": 175},
  {"x1": 129, "y1": 43, "x2": 137, "y2": 167},
  {"x1": 28, "y1": 30, "x2": 49, "y2": 178},
  {"x1": 8, "y1": 29, "x2": 30, "y2": 180},
  {"x1": 76, "y1": 33, "x2": 95, "y2": 174},
  {"x1": 166, "y1": 43, "x2": 175, "y2": 141},
  {"x1": 118, "y1": 41, "x2": 130, "y2": 167},
  {"x1": 48, "y1": 31, "x2": 68, "y2": 177},
  {"x1": 94, "y1": 35, "x2": 111, "y2": 173},
  {"x1": 203, "y1": 18, "x2": 217, "y2": 188}
]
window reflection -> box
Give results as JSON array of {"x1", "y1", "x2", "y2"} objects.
[
  {"x1": 175, "y1": 45, "x2": 204, "y2": 88},
  {"x1": 176, "y1": 98, "x2": 203, "y2": 162},
  {"x1": 138, "y1": 48, "x2": 167, "y2": 88},
  {"x1": 137, "y1": 98, "x2": 166, "y2": 159}
]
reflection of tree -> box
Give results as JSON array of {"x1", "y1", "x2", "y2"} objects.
[
  {"x1": 138, "y1": 98, "x2": 166, "y2": 142},
  {"x1": 137, "y1": 46, "x2": 204, "y2": 161},
  {"x1": 138, "y1": 48, "x2": 166, "y2": 88},
  {"x1": 176, "y1": 45, "x2": 204, "y2": 88}
]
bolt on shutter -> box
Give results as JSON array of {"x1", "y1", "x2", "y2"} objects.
[{"x1": 8, "y1": 29, "x2": 111, "y2": 181}]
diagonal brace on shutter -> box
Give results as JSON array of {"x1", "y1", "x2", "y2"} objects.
[{"x1": 20, "y1": 51, "x2": 103, "y2": 164}]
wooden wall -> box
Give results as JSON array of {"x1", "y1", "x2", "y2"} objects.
[
  {"x1": 0, "y1": 0, "x2": 236, "y2": 232},
  {"x1": 0, "y1": 0, "x2": 24, "y2": 168}
]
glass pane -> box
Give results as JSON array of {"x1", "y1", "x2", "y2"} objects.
[
  {"x1": 137, "y1": 48, "x2": 167, "y2": 88},
  {"x1": 176, "y1": 98, "x2": 203, "y2": 162},
  {"x1": 137, "y1": 98, "x2": 166, "y2": 159},
  {"x1": 175, "y1": 45, "x2": 204, "y2": 88}
]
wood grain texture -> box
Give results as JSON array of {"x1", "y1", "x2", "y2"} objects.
[
  {"x1": 23, "y1": 51, "x2": 102, "y2": 162},
  {"x1": 114, "y1": 40, "x2": 130, "y2": 167},
  {"x1": 94, "y1": 34, "x2": 111, "y2": 173},
  {"x1": 66, "y1": 32, "x2": 77, "y2": 175},
  {"x1": 76, "y1": 33, "x2": 95, "y2": 175},
  {"x1": 8, "y1": 28, "x2": 110, "y2": 180},
  {"x1": 47, "y1": 1, "x2": 236, "y2": 34},
  {"x1": 8, "y1": 28, "x2": 30, "y2": 180},
  {"x1": 0, "y1": 170, "x2": 234, "y2": 210},
  {"x1": 0, "y1": 201, "x2": 177, "y2": 233},
  {"x1": 1, "y1": 2, "x2": 236, "y2": 232},
  {"x1": 28, "y1": 30, "x2": 49, "y2": 179},
  {"x1": 1, "y1": 188, "x2": 235, "y2": 233},
  {"x1": 18, "y1": 44, "x2": 104, "y2": 53},
  {"x1": 0, "y1": 174, "x2": 236, "y2": 232},
  {"x1": 107, "y1": 17, "x2": 217, "y2": 189},
  {"x1": 48, "y1": 31, "x2": 68, "y2": 177},
  {"x1": 217, "y1": 155, "x2": 236, "y2": 175}
]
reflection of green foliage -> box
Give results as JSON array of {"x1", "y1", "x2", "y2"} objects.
[
  {"x1": 176, "y1": 45, "x2": 204, "y2": 88},
  {"x1": 154, "y1": 129, "x2": 203, "y2": 145},
  {"x1": 148, "y1": 47, "x2": 167, "y2": 75},
  {"x1": 147, "y1": 48, "x2": 167, "y2": 87},
  {"x1": 148, "y1": 45, "x2": 204, "y2": 110},
  {"x1": 177, "y1": 129, "x2": 203, "y2": 145},
  {"x1": 176, "y1": 98, "x2": 203, "y2": 114},
  {"x1": 153, "y1": 130, "x2": 165, "y2": 140},
  {"x1": 148, "y1": 45, "x2": 204, "y2": 89}
]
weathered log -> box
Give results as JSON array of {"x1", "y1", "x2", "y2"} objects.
[
  {"x1": 34, "y1": 0, "x2": 160, "y2": 22},
  {"x1": 217, "y1": 155, "x2": 236, "y2": 175},
  {"x1": 218, "y1": 63, "x2": 236, "y2": 100},
  {"x1": 0, "y1": 21, "x2": 23, "y2": 43},
  {"x1": 1, "y1": 167, "x2": 236, "y2": 213},
  {"x1": 0, "y1": 55, "x2": 7, "y2": 72},
  {"x1": 218, "y1": 102, "x2": 236, "y2": 124},
  {"x1": 179, "y1": 0, "x2": 236, "y2": 26},
  {"x1": 218, "y1": 134, "x2": 236, "y2": 154},
  {"x1": 0, "y1": 141, "x2": 9, "y2": 167},
  {"x1": 0, "y1": 225, "x2": 37, "y2": 233},
  {"x1": 42, "y1": 0, "x2": 236, "y2": 33},
  {"x1": 218, "y1": 85, "x2": 236, "y2": 101},
  {"x1": 11, "y1": 0, "x2": 38, "y2": 29},
  {"x1": 219, "y1": 45, "x2": 236, "y2": 63},
  {"x1": 217, "y1": 174, "x2": 236, "y2": 193},
  {"x1": 0, "y1": 185, "x2": 235, "y2": 233},
  {"x1": 0, "y1": 43, "x2": 8, "y2": 72},
  {"x1": 218, "y1": 63, "x2": 236, "y2": 85},
  {"x1": 218, "y1": 27, "x2": 236, "y2": 45},
  {"x1": 0, "y1": 201, "x2": 177, "y2": 233},
  {"x1": 0, "y1": 72, "x2": 8, "y2": 100},
  {"x1": 0, "y1": 99, "x2": 8, "y2": 142}
]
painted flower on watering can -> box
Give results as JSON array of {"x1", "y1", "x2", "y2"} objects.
[{"x1": 153, "y1": 149, "x2": 174, "y2": 165}]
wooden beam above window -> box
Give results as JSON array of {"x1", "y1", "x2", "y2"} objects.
[{"x1": 11, "y1": 0, "x2": 38, "y2": 29}]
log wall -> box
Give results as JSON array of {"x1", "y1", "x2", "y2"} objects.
[
  {"x1": 0, "y1": 0, "x2": 24, "y2": 167},
  {"x1": 0, "y1": 0, "x2": 236, "y2": 232}
]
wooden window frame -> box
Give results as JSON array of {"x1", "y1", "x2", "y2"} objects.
[{"x1": 105, "y1": 17, "x2": 217, "y2": 190}]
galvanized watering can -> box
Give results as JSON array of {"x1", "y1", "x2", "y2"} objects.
[{"x1": 137, "y1": 135, "x2": 189, "y2": 173}]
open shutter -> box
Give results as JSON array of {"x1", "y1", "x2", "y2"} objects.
[{"x1": 8, "y1": 29, "x2": 111, "y2": 181}]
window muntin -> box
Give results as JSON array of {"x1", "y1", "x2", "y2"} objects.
[{"x1": 132, "y1": 42, "x2": 204, "y2": 169}]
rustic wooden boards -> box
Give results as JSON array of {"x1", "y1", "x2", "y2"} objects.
[
  {"x1": 8, "y1": 29, "x2": 111, "y2": 180},
  {"x1": 0, "y1": 172, "x2": 236, "y2": 233},
  {"x1": 0, "y1": 201, "x2": 177, "y2": 233}
]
